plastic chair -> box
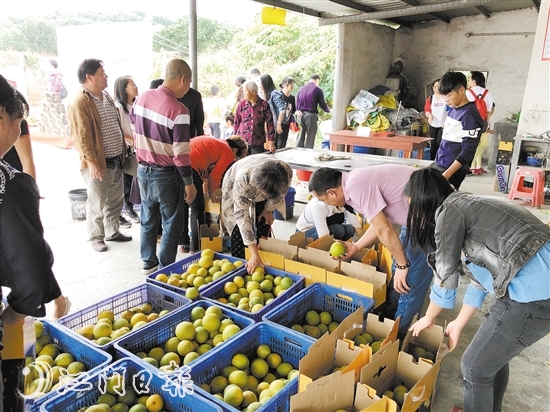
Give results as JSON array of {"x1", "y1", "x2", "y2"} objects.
[{"x1": 508, "y1": 166, "x2": 546, "y2": 208}]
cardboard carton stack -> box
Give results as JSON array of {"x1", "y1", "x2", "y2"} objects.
[{"x1": 290, "y1": 309, "x2": 447, "y2": 412}]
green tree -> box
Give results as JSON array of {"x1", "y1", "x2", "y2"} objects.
[
  {"x1": 20, "y1": 19, "x2": 58, "y2": 55},
  {"x1": 154, "y1": 16, "x2": 239, "y2": 56}
]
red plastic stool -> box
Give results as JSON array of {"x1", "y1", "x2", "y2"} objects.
[{"x1": 508, "y1": 166, "x2": 545, "y2": 208}]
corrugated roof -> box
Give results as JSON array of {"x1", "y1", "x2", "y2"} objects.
[{"x1": 251, "y1": 0, "x2": 539, "y2": 26}]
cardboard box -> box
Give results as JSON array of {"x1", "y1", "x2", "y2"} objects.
[
  {"x1": 402, "y1": 315, "x2": 448, "y2": 363},
  {"x1": 199, "y1": 224, "x2": 223, "y2": 252},
  {"x1": 377, "y1": 243, "x2": 393, "y2": 283},
  {"x1": 494, "y1": 142, "x2": 513, "y2": 193},
  {"x1": 298, "y1": 309, "x2": 366, "y2": 391},
  {"x1": 245, "y1": 232, "x2": 311, "y2": 270},
  {"x1": 360, "y1": 340, "x2": 441, "y2": 412},
  {"x1": 329, "y1": 261, "x2": 387, "y2": 308},
  {"x1": 291, "y1": 370, "x2": 356, "y2": 412},
  {"x1": 1, "y1": 316, "x2": 35, "y2": 360},
  {"x1": 494, "y1": 164, "x2": 510, "y2": 193},
  {"x1": 284, "y1": 258, "x2": 327, "y2": 285}
]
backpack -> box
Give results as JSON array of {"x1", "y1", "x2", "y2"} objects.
[{"x1": 468, "y1": 88, "x2": 489, "y2": 120}]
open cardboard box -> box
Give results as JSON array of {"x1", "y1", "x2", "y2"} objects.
[
  {"x1": 360, "y1": 340, "x2": 441, "y2": 412},
  {"x1": 377, "y1": 243, "x2": 394, "y2": 283},
  {"x1": 286, "y1": 247, "x2": 339, "y2": 285},
  {"x1": 298, "y1": 308, "x2": 367, "y2": 391},
  {"x1": 308, "y1": 235, "x2": 379, "y2": 267},
  {"x1": 291, "y1": 366, "x2": 397, "y2": 412},
  {"x1": 246, "y1": 232, "x2": 312, "y2": 270},
  {"x1": 402, "y1": 315, "x2": 449, "y2": 363},
  {"x1": 199, "y1": 223, "x2": 223, "y2": 252},
  {"x1": 328, "y1": 260, "x2": 387, "y2": 308}
]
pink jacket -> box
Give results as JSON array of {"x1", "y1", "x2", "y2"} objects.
[{"x1": 47, "y1": 71, "x2": 63, "y2": 93}]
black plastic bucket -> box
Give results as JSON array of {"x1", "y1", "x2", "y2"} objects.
[{"x1": 68, "y1": 189, "x2": 87, "y2": 221}]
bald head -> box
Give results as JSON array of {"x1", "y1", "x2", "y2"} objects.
[
  {"x1": 163, "y1": 59, "x2": 192, "y2": 98},
  {"x1": 165, "y1": 59, "x2": 191, "y2": 81}
]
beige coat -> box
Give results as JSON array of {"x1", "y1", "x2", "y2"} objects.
[{"x1": 68, "y1": 88, "x2": 126, "y2": 170}]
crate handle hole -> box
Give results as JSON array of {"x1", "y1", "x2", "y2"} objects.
[
  {"x1": 335, "y1": 293, "x2": 353, "y2": 302},
  {"x1": 284, "y1": 337, "x2": 303, "y2": 348}
]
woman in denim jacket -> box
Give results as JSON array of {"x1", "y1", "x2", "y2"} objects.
[{"x1": 405, "y1": 167, "x2": 550, "y2": 412}]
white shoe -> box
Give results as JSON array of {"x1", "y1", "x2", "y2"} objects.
[{"x1": 141, "y1": 265, "x2": 158, "y2": 276}]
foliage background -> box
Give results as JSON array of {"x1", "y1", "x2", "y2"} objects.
[{"x1": 1, "y1": 11, "x2": 336, "y2": 142}]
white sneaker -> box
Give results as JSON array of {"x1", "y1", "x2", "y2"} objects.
[{"x1": 141, "y1": 265, "x2": 158, "y2": 276}]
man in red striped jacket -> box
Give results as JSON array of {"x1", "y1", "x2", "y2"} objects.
[{"x1": 131, "y1": 59, "x2": 197, "y2": 275}]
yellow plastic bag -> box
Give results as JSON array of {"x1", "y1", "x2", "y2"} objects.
[
  {"x1": 262, "y1": 7, "x2": 287, "y2": 26},
  {"x1": 375, "y1": 94, "x2": 397, "y2": 109}
]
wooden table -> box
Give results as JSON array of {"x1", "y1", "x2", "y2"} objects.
[{"x1": 328, "y1": 130, "x2": 432, "y2": 159}]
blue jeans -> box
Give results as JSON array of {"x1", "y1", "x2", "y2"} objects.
[
  {"x1": 386, "y1": 226, "x2": 433, "y2": 338},
  {"x1": 137, "y1": 165, "x2": 184, "y2": 269},
  {"x1": 304, "y1": 224, "x2": 355, "y2": 241},
  {"x1": 461, "y1": 294, "x2": 550, "y2": 412}
]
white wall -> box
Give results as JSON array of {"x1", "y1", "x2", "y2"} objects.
[
  {"x1": 393, "y1": 8, "x2": 538, "y2": 122},
  {"x1": 517, "y1": 0, "x2": 550, "y2": 135},
  {"x1": 334, "y1": 22, "x2": 395, "y2": 130},
  {"x1": 57, "y1": 22, "x2": 153, "y2": 99}
]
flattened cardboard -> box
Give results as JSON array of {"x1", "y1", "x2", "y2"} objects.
[
  {"x1": 290, "y1": 370, "x2": 356, "y2": 412},
  {"x1": 200, "y1": 224, "x2": 223, "y2": 252},
  {"x1": 360, "y1": 340, "x2": 441, "y2": 412}
]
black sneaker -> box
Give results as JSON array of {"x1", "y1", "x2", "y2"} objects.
[
  {"x1": 126, "y1": 208, "x2": 140, "y2": 223},
  {"x1": 119, "y1": 215, "x2": 132, "y2": 228}
]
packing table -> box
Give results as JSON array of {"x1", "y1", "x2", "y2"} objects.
[
  {"x1": 271, "y1": 147, "x2": 432, "y2": 173},
  {"x1": 327, "y1": 130, "x2": 432, "y2": 159}
]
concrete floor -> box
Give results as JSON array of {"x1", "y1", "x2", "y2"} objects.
[{"x1": 28, "y1": 139, "x2": 549, "y2": 412}]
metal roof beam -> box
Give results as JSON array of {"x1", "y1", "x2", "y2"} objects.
[
  {"x1": 319, "y1": 0, "x2": 499, "y2": 26},
  {"x1": 250, "y1": 0, "x2": 325, "y2": 18},
  {"x1": 475, "y1": 5, "x2": 491, "y2": 17},
  {"x1": 328, "y1": 0, "x2": 375, "y2": 13},
  {"x1": 532, "y1": 0, "x2": 540, "y2": 12},
  {"x1": 429, "y1": 12, "x2": 451, "y2": 23},
  {"x1": 399, "y1": 0, "x2": 419, "y2": 6}
]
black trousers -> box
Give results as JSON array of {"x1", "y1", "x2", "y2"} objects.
[
  {"x1": 179, "y1": 168, "x2": 205, "y2": 251},
  {"x1": 230, "y1": 201, "x2": 271, "y2": 259},
  {"x1": 428, "y1": 125, "x2": 443, "y2": 160}
]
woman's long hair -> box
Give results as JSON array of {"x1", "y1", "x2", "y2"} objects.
[
  {"x1": 113, "y1": 76, "x2": 133, "y2": 114},
  {"x1": 404, "y1": 168, "x2": 455, "y2": 252},
  {"x1": 260, "y1": 74, "x2": 277, "y2": 101}
]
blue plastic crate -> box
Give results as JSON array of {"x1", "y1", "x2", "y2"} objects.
[
  {"x1": 146, "y1": 252, "x2": 247, "y2": 295},
  {"x1": 113, "y1": 300, "x2": 254, "y2": 371},
  {"x1": 57, "y1": 283, "x2": 191, "y2": 353},
  {"x1": 192, "y1": 322, "x2": 314, "y2": 412},
  {"x1": 26, "y1": 320, "x2": 112, "y2": 412},
  {"x1": 262, "y1": 283, "x2": 375, "y2": 340},
  {"x1": 40, "y1": 357, "x2": 222, "y2": 412},
  {"x1": 202, "y1": 267, "x2": 305, "y2": 322}
]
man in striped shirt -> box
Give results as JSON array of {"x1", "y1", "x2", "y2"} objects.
[
  {"x1": 68, "y1": 59, "x2": 132, "y2": 253},
  {"x1": 131, "y1": 59, "x2": 197, "y2": 275}
]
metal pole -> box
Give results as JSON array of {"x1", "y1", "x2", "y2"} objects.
[{"x1": 188, "y1": 0, "x2": 198, "y2": 87}]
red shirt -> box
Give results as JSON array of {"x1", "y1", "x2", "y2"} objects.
[
  {"x1": 234, "y1": 97, "x2": 275, "y2": 146},
  {"x1": 190, "y1": 137, "x2": 235, "y2": 195}
]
